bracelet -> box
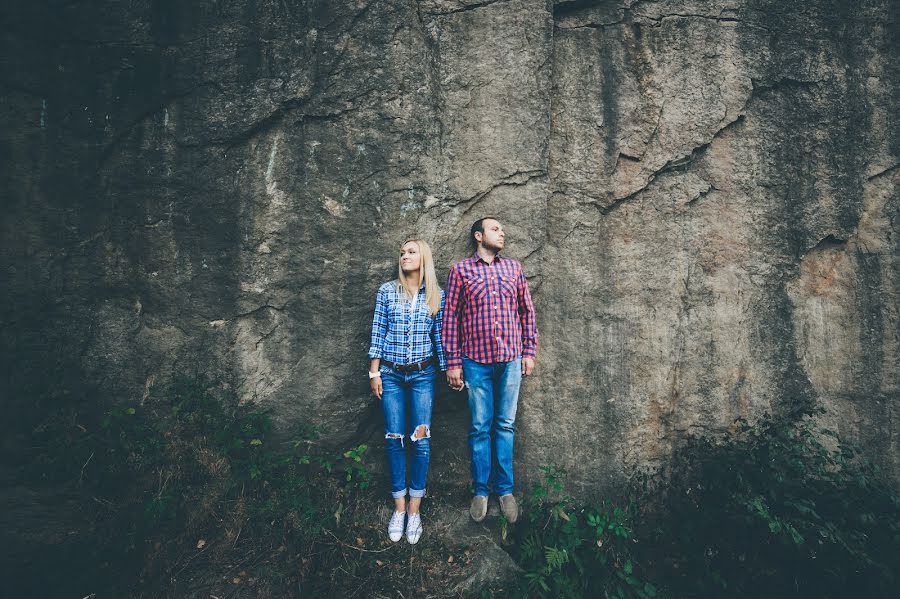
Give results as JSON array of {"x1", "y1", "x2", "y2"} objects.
[{"x1": 368, "y1": 371, "x2": 381, "y2": 379}]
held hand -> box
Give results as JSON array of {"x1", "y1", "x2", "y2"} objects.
[
  {"x1": 522, "y1": 357, "x2": 535, "y2": 376},
  {"x1": 447, "y1": 368, "x2": 465, "y2": 392},
  {"x1": 370, "y1": 375, "x2": 383, "y2": 400}
]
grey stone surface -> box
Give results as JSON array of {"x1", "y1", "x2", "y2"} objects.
[
  {"x1": 1, "y1": 0, "x2": 897, "y2": 495},
  {"x1": 429, "y1": 503, "x2": 522, "y2": 595}
]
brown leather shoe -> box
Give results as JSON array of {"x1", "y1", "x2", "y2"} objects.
[
  {"x1": 499, "y1": 494, "x2": 518, "y2": 523},
  {"x1": 470, "y1": 495, "x2": 488, "y2": 522}
]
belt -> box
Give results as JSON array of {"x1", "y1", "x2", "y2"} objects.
[{"x1": 382, "y1": 358, "x2": 433, "y2": 373}]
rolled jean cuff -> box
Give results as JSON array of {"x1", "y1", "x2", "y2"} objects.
[
  {"x1": 409, "y1": 488, "x2": 426, "y2": 498},
  {"x1": 391, "y1": 488, "x2": 408, "y2": 499}
]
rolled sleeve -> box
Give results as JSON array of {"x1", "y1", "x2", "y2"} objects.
[
  {"x1": 367, "y1": 285, "x2": 388, "y2": 360},
  {"x1": 442, "y1": 265, "x2": 464, "y2": 369},
  {"x1": 517, "y1": 268, "x2": 538, "y2": 359},
  {"x1": 433, "y1": 290, "x2": 447, "y2": 371}
]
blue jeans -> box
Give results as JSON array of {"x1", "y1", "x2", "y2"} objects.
[
  {"x1": 380, "y1": 363, "x2": 435, "y2": 499},
  {"x1": 462, "y1": 356, "x2": 522, "y2": 496}
]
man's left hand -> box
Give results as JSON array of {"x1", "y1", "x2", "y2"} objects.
[{"x1": 522, "y1": 357, "x2": 535, "y2": 376}]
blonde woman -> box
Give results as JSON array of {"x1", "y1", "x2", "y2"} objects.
[{"x1": 367, "y1": 239, "x2": 446, "y2": 544}]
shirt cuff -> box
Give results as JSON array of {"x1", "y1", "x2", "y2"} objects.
[
  {"x1": 522, "y1": 347, "x2": 537, "y2": 359},
  {"x1": 446, "y1": 356, "x2": 463, "y2": 370},
  {"x1": 367, "y1": 349, "x2": 383, "y2": 360}
]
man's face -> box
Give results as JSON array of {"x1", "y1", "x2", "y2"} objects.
[{"x1": 478, "y1": 219, "x2": 505, "y2": 251}]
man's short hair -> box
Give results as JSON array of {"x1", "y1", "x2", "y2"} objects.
[{"x1": 470, "y1": 217, "x2": 496, "y2": 248}]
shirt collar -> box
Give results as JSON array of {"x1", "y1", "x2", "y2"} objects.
[
  {"x1": 471, "y1": 252, "x2": 503, "y2": 265},
  {"x1": 397, "y1": 278, "x2": 426, "y2": 294}
]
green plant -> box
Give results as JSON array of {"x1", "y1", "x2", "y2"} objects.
[
  {"x1": 342, "y1": 443, "x2": 371, "y2": 489},
  {"x1": 18, "y1": 374, "x2": 378, "y2": 598},
  {"x1": 643, "y1": 409, "x2": 900, "y2": 598},
  {"x1": 510, "y1": 466, "x2": 656, "y2": 599}
]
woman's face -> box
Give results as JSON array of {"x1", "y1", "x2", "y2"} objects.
[{"x1": 400, "y1": 241, "x2": 421, "y2": 273}]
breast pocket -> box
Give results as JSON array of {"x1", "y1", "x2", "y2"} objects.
[
  {"x1": 498, "y1": 274, "x2": 517, "y2": 305},
  {"x1": 387, "y1": 297, "x2": 405, "y2": 320},
  {"x1": 417, "y1": 302, "x2": 434, "y2": 325},
  {"x1": 465, "y1": 276, "x2": 489, "y2": 302}
]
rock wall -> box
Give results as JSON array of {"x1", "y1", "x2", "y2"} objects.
[{"x1": 2, "y1": 0, "x2": 897, "y2": 493}]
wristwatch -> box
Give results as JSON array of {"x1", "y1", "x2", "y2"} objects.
[{"x1": 368, "y1": 370, "x2": 381, "y2": 379}]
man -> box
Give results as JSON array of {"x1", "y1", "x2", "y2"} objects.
[{"x1": 443, "y1": 217, "x2": 538, "y2": 523}]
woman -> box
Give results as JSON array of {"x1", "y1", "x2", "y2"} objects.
[{"x1": 367, "y1": 238, "x2": 446, "y2": 544}]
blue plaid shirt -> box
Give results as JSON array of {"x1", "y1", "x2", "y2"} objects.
[{"x1": 368, "y1": 281, "x2": 447, "y2": 371}]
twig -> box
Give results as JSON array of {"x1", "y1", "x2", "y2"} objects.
[
  {"x1": 173, "y1": 544, "x2": 209, "y2": 579},
  {"x1": 79, "y1": 451, "x2": 94, "y2": 483},
  {"x1": 92, "y1": 495, "x2": 115, "y2": 508},
  {"x1": 232, "y1": 526, "x2": 242, "y2": 549},
  {"x1": 323, "y1": 529, "x2": 397, "y2": 553},
  {"x1": 156, "y1": 470, "x2": 172, "y2": 498}
]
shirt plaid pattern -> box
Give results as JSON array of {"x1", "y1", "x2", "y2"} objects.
[
  {"x1": 442, "y1": 253, "x2": 538, "y2": 369},
  {"x1": 368, "y1": 281, "x2": 447, "y2": 371}
]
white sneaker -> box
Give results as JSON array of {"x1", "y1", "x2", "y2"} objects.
[
  {"x1": 388, "y1": 511, "x2": 405, "y2": 542},
  {"x1": 406, "y1": 512, "x2": 423, "y2": 544}
]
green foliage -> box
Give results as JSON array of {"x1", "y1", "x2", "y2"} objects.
[
  {"x1": 644, "y1": 409, "x2": 900, "y2": 598},
  {"x1": 508, "y1": 466, "x2": 656, "y2": 599},
  {"x1": 498, "y1": 409, "x2": 898, "y2": 599},
  {"x1": 21, "y1": 375, "x2": 374, "y2": 597}
]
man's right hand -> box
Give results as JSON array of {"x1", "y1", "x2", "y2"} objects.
[{"x1": 447, "y1": 368, "x2": 465, "y2": 392}]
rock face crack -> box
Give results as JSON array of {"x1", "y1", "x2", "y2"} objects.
[
  {"x1": 802, "y1": 234, "x2": 850, "y2": 259},
  {"x1": 232, "y1": 304, "x2": 287, "y2": 320},
  {"x1": 556, "y1": 20, "x2": 624, "y2": 30},
  {"x1": 637, "y1": 13, "x2": 742, "y2": 26},
  {"x1": 595, "y1": 71, "x2": 824, "y2": 216},
  {"x1": 458, "y1": 169, "x2": 548, "y2": 214},
  {"x1": 424, "y1": 0, "x2": 509, "y2": 17},
  {"x1": 254, "y1": 324, "x2": 281, "y2": 349},
  {"x1": 867, "y1": 163, "x2": 900, "y2": 181},
  {"x1": 600, "y1": 115, "x2": 746, "y2": 214}
]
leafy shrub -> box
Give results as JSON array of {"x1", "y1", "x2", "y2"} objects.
[
  {"x1": 20, "y1": 375, "x2": 373, "y2": 597},
  {"x1": 506, "y1": 465, "x2": 657, "y2": 599},
  {"x1": 644, "y1": 409, "x2": 900, "y2": 598},
  {"x1": 498, "y1": 409, "x2": 898, "y2": 599}
]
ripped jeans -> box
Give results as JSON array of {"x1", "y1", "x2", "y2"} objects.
[{"x1": 379, "y1": 362, "x2": 435, "y2": 499}]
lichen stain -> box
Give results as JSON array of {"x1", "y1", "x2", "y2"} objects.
[
  {"x1": 798, "y1": 239, "x2": 851, "y2": 295},
  {"x1": 323, "y1": 196, "x2": 347, "y2": 217}
]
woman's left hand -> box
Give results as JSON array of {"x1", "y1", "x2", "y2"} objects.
[{"x1": 370, "y1": 375, "x2": 383, "y2": 400}]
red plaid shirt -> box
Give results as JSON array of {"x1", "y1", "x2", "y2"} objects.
[{"x1": 442, "y1": 253, "x2": 538, "y2": 369}]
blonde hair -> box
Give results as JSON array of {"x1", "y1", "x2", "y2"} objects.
[{"x1": 396, "y1": 238, "x2": 441, "y2": 316}]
